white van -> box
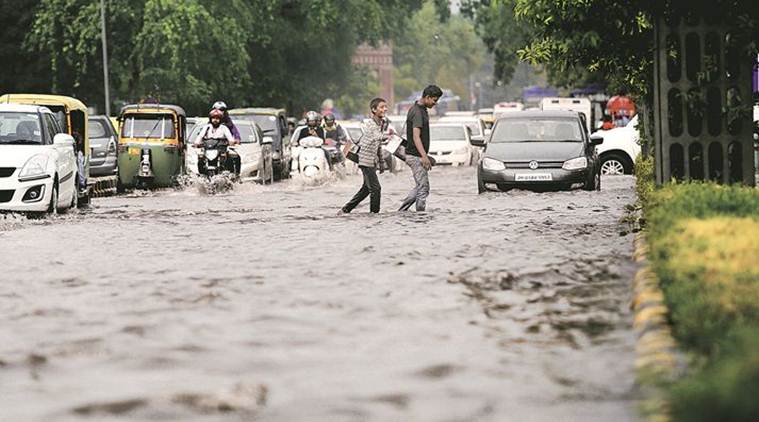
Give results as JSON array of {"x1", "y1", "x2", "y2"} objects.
[
  {"x1": 493, "y1": 102, "x2": 524, "y2": 118},
  {"x1": 540, "y1": 97, "x2": 592, "y2": 132}
]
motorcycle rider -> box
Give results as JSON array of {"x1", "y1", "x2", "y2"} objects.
[
  {"x1": 212, "y1": 101, "x2": 241, "y2": 142},
  {"x1": 210, "y1": 101, "x2": 241, "y2": 177},
  {"x1": 322, "y1": 113, "x2": 347, "y2": 164},
  {"x1": 195, "y1": 109, "x2": 240, "y2": 175}
]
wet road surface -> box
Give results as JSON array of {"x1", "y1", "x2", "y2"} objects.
[{"x1": 0, "y1": 168, "x2": 639, "y2": 421}]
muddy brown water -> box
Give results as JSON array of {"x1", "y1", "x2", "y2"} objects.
[{"x1": 0, "y1": 168, "x2": 639, "y2": 421}]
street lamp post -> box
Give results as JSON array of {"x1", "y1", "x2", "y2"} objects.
[{"x1": 100, "y1": 0, "x2": 111, "y2": 116}]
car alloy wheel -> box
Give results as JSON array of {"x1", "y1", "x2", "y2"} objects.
[{"x1": 601, "y1": 158, "x2": 626, "y2": 175}]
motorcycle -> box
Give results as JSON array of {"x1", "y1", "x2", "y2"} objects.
[
  {"x1": 293, "y1": 136, "x2": 330, "y2": 178},
  {"x1": 196, "y1": 137, "x2": 236, "y2": 193}
]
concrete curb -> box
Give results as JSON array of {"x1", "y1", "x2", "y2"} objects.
[{"x1": 632, "y1": 232, "x2": 681, "y2": 421}]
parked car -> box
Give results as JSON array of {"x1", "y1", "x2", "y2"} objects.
[
  {"x1": 597, "y1": 114, "x2": 641, "y2": 175},
  {"x1": 0, "y1": 104, "x2": 79, "y2": 214},
  {"x1": 477, "y1": 110, "x2": 603, "y2": 193},
  {"x1": 186, "y1": 119, "x2": 273, "y2": 183},
  {"x1": 87, "y1": 115, "x2": 118, "y2": 177},
  {"x1": 428, "y1": 123, "x2": 478, "y2": 166},
  {"x1": 437, "y1": 115, "x2": 487, "y2": 143},
  {"x1": 228, "y1": 108, "x2": 291, "y2": 180}
]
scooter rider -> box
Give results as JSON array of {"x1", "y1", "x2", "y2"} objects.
[
  {"x1": 211, "y1": 101, "x2": 241, "y2": 177},
  {"x1": 323, "y1": 113, "x2": 347, "y2": 163},
  {"x1": 195, "y1": 109, "x2": 239, "y2": 175},
  {"x1": 298, "y1": 111, "x2": 325, "y2": 141},
  {"x1": 298, "y1": 111, "x2": 332, "y2": 170}
]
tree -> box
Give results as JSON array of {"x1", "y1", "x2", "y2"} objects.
[
  {"x1": 20, "y1": 0, "x2": 426, "y2": 115},
  {"x1": 393, "y1": 2, "x2": 489, "y2": 105}
]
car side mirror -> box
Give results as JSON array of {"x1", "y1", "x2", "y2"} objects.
[
  {"x1": 469, "y1": 138, "x2": 486, "y2": 147},
  {"x1": 262, "y1": 136, "x2": 274, "y2": 144},
  {"x1": 589, "y1": 133, "x2": 604, "y2": 145},
  {"x1": 53, "y1": 133, "x2": 75, "y2": 147}
]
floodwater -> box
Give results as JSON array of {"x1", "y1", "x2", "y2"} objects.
[{"x1": 0, "y1": 167, "x2": 639, "y2": 422}]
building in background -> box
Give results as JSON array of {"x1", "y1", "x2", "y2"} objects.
[{"x1": 352, "y1": 43, "x2": 394, "y2": 107}]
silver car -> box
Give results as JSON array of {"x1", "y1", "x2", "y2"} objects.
[{"x1": 88, "y1": 115, "x2": 118, "y2": 176}]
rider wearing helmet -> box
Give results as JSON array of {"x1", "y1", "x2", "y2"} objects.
[
  {"x1": 212, "y1": 101, "x2": 241, "y2": 142},
  {"x1": 195, "y1": 108, "x2": 240, "y2": 176},
  {"x1": 296, "y1": 110, "x2": 334, "y2": 170},
  {"x1": 298, "y1": 110, "x2": 325, "y2": 141},
  {"x1": 322, "y1": 113, "x2": 347, "y2": 164}
]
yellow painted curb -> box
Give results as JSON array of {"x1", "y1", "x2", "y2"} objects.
[{"x1": 632, "y1": 232, "x2": 681, "y2": 422}]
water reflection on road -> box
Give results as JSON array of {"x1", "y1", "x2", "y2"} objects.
[{"x1": 0, "y1": 168, "x2": 639, "y2": 421}]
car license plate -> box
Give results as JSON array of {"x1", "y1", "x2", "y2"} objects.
[{"x1": 515, "y1": 173, "x2": 552, "y2": 181}]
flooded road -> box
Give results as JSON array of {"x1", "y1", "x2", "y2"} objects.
[{"x1": 0, "y1": 168, "x2": 639, "y2": 421}]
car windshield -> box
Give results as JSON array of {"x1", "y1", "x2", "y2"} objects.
[
  {"x1": 491, "y1": 118, "x2": 583, "y2": 142},
  {"x1": 121, "y1": 114, "x2": 175, "y2": 139},
  {"x1": 237, "y1": 124, "x2": 257, "y2": 144},
  {"x1": 88, "y1": 119, "x2": 107, "y2": 138},
  {"x1": 443, "y1": 120, "x2": 482, "y2": 136},
  {"x1": 0, "y1": 112, "x2": 43, "y2": 145},
  {"x1": 430, "y1": 125, "x2": 467, "y2": 141},
  {"x1": 240, "y1": 114, "x2": 278, "y2": 134}
]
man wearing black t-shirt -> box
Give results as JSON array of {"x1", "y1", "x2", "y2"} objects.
[{"x1": 399, "y1": 85, "x2": 442, "y2": 212}]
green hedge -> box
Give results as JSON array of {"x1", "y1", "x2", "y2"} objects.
[{"x1": 642, "y1": 180, "x2": 759, "y2": 421}]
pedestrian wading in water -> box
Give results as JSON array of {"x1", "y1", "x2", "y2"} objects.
[
  {"x1": 399, "y1": 84, "x2": 442, "y2": 212},
  {"x1": 340, "y1": 97, "x2": 389, "y2": 214}
]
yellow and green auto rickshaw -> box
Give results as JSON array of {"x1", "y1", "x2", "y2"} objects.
[
  {"x1": 117, "y1": 104, "x2": 186, "y2": 189},
  {"x1": 0, "y1": 93, "x2": 91, "y2": 205}
]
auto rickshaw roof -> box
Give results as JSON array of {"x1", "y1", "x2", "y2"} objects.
[
  {"x1": 229, "y1": 107, "x2": 285, "y2": 116},
  {"x1": 120, "y1": 103, "x2": 186, "y2": 117},
  {"x1": 0, "y1": 94, "x2": 88, "y2": 112}
]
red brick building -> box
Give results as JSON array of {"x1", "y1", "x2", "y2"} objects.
[{"x1": 352, "y1": 43, "x2": 394, "y2": 106}]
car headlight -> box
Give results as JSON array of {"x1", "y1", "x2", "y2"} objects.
[
  {"x1": 562, "y1": 156, "x2": 588, "y2": 170},
  {"x1": 18, "y1": 154, "x2": 50, "y2": 181},
  {"x1": 482, "y1": 157, "x2": 505, "y2": 171}
]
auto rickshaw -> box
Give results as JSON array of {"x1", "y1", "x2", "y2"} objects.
[
  {"x1": 117, "y1": 103, "x2": 186, "y2": 189},
  {"x1": 0, "y1": 93, "x2": 91, "y2": 205}
]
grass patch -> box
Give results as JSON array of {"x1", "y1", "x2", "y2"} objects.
[{"x1": 642, "y1": 182, "x2": 759, "y2": 421}]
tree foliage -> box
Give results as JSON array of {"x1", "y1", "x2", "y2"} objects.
[
  {"x1": 394, "y1": 2, "x2": 489, "y2": 103},
  {"x1": 13, "y1": 0, "x2": 425, "y2": 115}
]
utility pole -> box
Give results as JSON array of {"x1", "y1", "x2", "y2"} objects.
[{"x1": 100, "y1": 0, "x2": 111, "y2": 116}]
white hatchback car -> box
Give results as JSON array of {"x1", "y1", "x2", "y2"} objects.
[
  {"x1": 0, "y1": 104, "x2": 78, "y2": 214},
  {"x1": 428, "y1": 123, "x2": 478, "y2": 166}
]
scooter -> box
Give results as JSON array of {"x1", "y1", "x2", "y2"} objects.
[{"x1": 294, "y1": 136, "x2": 330, "y2": 178}]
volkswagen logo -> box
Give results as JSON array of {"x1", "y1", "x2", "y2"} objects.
[{"x1": 529, "y1": 160, "x2": 539, "y2": 170}]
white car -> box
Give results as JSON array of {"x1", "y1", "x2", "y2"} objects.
[
  {"x1": 428, "y1": 123, "x2": 478, "y2": 166},
  {"x1": 0, "y1": 104, "x2": 78, "y2": 214},
  {"x1": 596, "y1": 114, "x2": 642, "y2": 175},
  {"x1": 437, "y1": 115, "x2": 487, "y2": 143},
  {"x1": 186, "y1": 120, "x2": 273, "y2": 182}
]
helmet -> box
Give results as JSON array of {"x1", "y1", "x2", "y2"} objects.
[
  {"x1": 209, "y1": 109, "x2": 224, "y2": 119},
  {"x1": 212, "y1": 101, "x2": 227, "y2": 111},
  {"x1": 305, "y1": 110, "x2": 320, "y2": 126},
  {"x1": 324, "y1": 113, "x2": 336, "y2": 124}
]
